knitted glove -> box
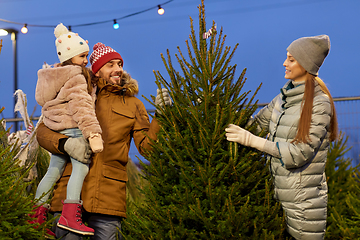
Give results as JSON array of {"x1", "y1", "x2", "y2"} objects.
[
  {"x1": 155, "y1": 88, "x2": 172, "y2": 114},
  {"x1": 88, "y1": 133, "x2": 103, "y2": 153},
  {"x1": 225, "y1": 124, "x2": 267, "y2": 151},
  {"x1": 64, "y1": 137, "x2": 92, "y2": 164}
]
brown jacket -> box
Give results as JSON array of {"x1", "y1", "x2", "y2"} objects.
[{"x1": 37, "y1": 74, "x2": 160, "y2": 218}]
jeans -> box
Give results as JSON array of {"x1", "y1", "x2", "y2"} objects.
[
  {"x1": 53, "y1": 212, "x2": 122, "y2": 240},
  {"x1": 35, "y1": 128, "x2": 89, "y2": 203}
]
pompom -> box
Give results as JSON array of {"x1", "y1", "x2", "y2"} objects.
[
  {"x1": 54, "y1": 23, "x2": 69, "y2": 38},
  {"x1": 93, "y1": 42, "x2": 105, "y2": 51},
  {"x1": 42, "y1": 62, "x2": 51, "y2": 69}
]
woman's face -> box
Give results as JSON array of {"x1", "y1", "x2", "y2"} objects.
[
  {"x1": 283, "y1": 52, "x2": 307, "y2": 82},
  {"x1": 71, "y1": 51, "x2": 89, "y2": 67}
]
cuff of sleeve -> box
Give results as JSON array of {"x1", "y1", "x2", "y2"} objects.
[
  {"x1": 250, "y1": 135, "x2": 267, "y2": 152},
  {"x1": 58, "y1": 138, "x2": 68, "y2": 154},
  {"x1": 277, "y1": 141, "x2": 293, "y2": 168},
  {"x1": 276, "y1": 142, "x2": 284, "y2": 166}
]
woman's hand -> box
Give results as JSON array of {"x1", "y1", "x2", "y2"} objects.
[{"x1": 225, "y1": 124, "x2": 267, "y2": 151}]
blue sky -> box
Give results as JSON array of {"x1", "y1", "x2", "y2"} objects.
[{"x1": 1, "y1": 0, "x2": 359, "y2": 162}]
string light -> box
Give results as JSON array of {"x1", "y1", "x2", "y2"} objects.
[
  {"x1": 113, "y1": 20, "x2": 119, "y2": 30},
  {"x1": 157, "y1": 5, "x2": 165, "y2": 15},
  {"x1": 0, "y1": 0, "x2": 174, "y2": 31},
  {"x1": 21, "y1": 24, "x2": 28, "y2": 34}
]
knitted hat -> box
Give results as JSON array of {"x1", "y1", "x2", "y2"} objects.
[
  {"x1": 89, "y1": 42, "x2": 123, "y2": 74},
  {"x1": 287, "y1": 34, "x2": 330, "y2": 76},
  {"x1": 54, "y1": 23, "x2": 89, "y2": 63}
]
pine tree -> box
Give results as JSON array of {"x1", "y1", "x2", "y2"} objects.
[
  {"x1": 0, "y1": 110, "x2": 54, "y2": 239},
  {"x1": 325, "y1": 133, "x2": 360, "y2": 239},
  {"x1": 122, "y1": 1, "x2": 288, "y2": 239}
]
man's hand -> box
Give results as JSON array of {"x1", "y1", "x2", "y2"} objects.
[
  {"x1": 155, "y1": 88, "x2": 172, "y2": 114},
  {"x1": 225, "y1": 124, "x2": 266, "y2": 151},
  {"x1": 64, "y1": 137, "x2": 92, "y2": 164}
]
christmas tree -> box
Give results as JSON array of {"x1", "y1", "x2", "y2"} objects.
[
  {"x1": 325, "y1": 133, "x2": 360, "y2": 239},
  {"x1": 0, "y1": 108, "x2": 54, "y2": 239},
  {"x1": 122, "y1": 1, "x2": 288, "y2": 239}
]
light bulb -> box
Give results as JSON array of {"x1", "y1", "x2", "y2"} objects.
[
  {"x1": 157, "y1": 5, "x2": 164, "y2": 15},
  {"x1": 113, "y1": 20, "x2": 119, "y2": 30},
  {"x1": 21, "y1": 24, "x2": 28, "y2": 34},
  {"x1": 0, "y1": 29, "x2": 9, "y2": 36}
]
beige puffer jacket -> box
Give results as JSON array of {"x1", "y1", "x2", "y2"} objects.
[{"x1": 35, "y1": 65, "x2": 101, "y2": 139}]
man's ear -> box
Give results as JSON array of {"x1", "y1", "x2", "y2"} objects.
[{"x1": 95, "y1": 71, "x2": 100, "y2": 77}]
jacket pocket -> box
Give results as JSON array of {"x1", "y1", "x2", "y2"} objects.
[
  {"x1": 109, "y1": 104, "x2": 135, "y2": 139},
  {"x1": 112, "y1": 105, "x2": 135, "y2": 119},
  {"x1": 102, "y1": 164, "x2": 128, "y2": 182}
]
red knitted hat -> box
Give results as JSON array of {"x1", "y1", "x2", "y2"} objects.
[{"x1": 90, "y1": 42, "x2": 123, "y2": 74}]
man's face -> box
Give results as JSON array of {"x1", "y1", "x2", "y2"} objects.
[{"x1": 95, "y1": 59, "x2": 123, "y2": 85}]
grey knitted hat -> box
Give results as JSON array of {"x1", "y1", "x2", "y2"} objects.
[{"x1": 287, "y1": 34, "x2": 330, "y2": 76}]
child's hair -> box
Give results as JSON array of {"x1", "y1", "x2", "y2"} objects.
[
  {"x1": 60, "y1": 59, "x2": 94, "y2": 94},
  {"x1": 292, "y1": 74, "x2": 338, "y2": 143}
]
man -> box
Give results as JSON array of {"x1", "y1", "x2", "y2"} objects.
[{"x1": 36, "y1": 42, "x2": 171, "y2": 239}]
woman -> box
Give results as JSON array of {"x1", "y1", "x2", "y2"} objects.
[{"x1": 225, "y1": 35, "x2": 338, "y2": 240}]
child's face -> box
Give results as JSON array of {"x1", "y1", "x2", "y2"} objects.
[{"x1": 71, "y1": 51, "x2": 89, "y2": 67}]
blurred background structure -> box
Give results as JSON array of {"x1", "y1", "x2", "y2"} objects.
[
  {"x1": 1, "y1": 0, "x2": 360, "y2": 164},
  {"x1": 3, "y1": 95, "x2": 360, "y2": 167}
]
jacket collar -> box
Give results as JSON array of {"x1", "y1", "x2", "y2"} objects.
[
  {"x1": 96, "y1": 73, "x2": 139, "y2": 97},
  {"x1": 97, "y1": 78, "x2": 126, "y2": 94},
  {"x1": 280, "y1": 80, "x2": 322, "y2": 109}
]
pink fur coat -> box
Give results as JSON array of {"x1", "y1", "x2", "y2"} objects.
[{"x1": 35, "y1": 65, "x2": 101, "y2": 139}]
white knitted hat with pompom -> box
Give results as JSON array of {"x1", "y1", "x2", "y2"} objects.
[{"x1": 54, "y1": 23, "x2": 89, "y2": 63}]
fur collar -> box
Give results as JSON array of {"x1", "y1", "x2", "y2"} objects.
[{"x1": 96, "y1": 71, "x2": 139, "y2": 97}]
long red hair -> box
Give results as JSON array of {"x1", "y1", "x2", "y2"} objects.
[{"x1": 292, "y1": 74, "x2": 338, "y2": 143}]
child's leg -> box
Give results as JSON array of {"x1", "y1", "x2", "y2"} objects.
[
  {"x1": 35, "y1": 154, "x2": 66, "y2": 204},
  {"x1": 56, "y1": 128, "x2": 94, "y2": 235},
  {"x1": 66, "y1": 157, "x2": 89, "y2": 200},
  {"x1": 57, "y1": 128, "x2": 89, "y2": 201}
]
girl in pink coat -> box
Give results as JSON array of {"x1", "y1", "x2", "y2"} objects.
[{"x1": 31, "y1": 23, "x2": 102, "y2": 236}]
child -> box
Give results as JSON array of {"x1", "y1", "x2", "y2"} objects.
[
  {"x1": 225, "y1": 35, "x2": 338, "y2": 240},
  {"x1": 31, "y1": 23, "x2": 103, "y2": 236}
]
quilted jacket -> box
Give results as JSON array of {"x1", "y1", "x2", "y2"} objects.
[{"x1": 255, "y1": 80, "x2": 331, "y2": 240}]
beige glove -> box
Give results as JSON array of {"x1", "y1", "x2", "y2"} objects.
[
  {"x1": 64, "y1": 137, "x2": 92, "y2": 164},
  {"x1": 225, "y1": 124, "x2": 267, "y2": 151},
  {"x1": 88, "y1": 133, "x2": 103, "y2": 153},
  {"x1": 155, "y1": 88, "x2": 172, "y2": 114}
]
